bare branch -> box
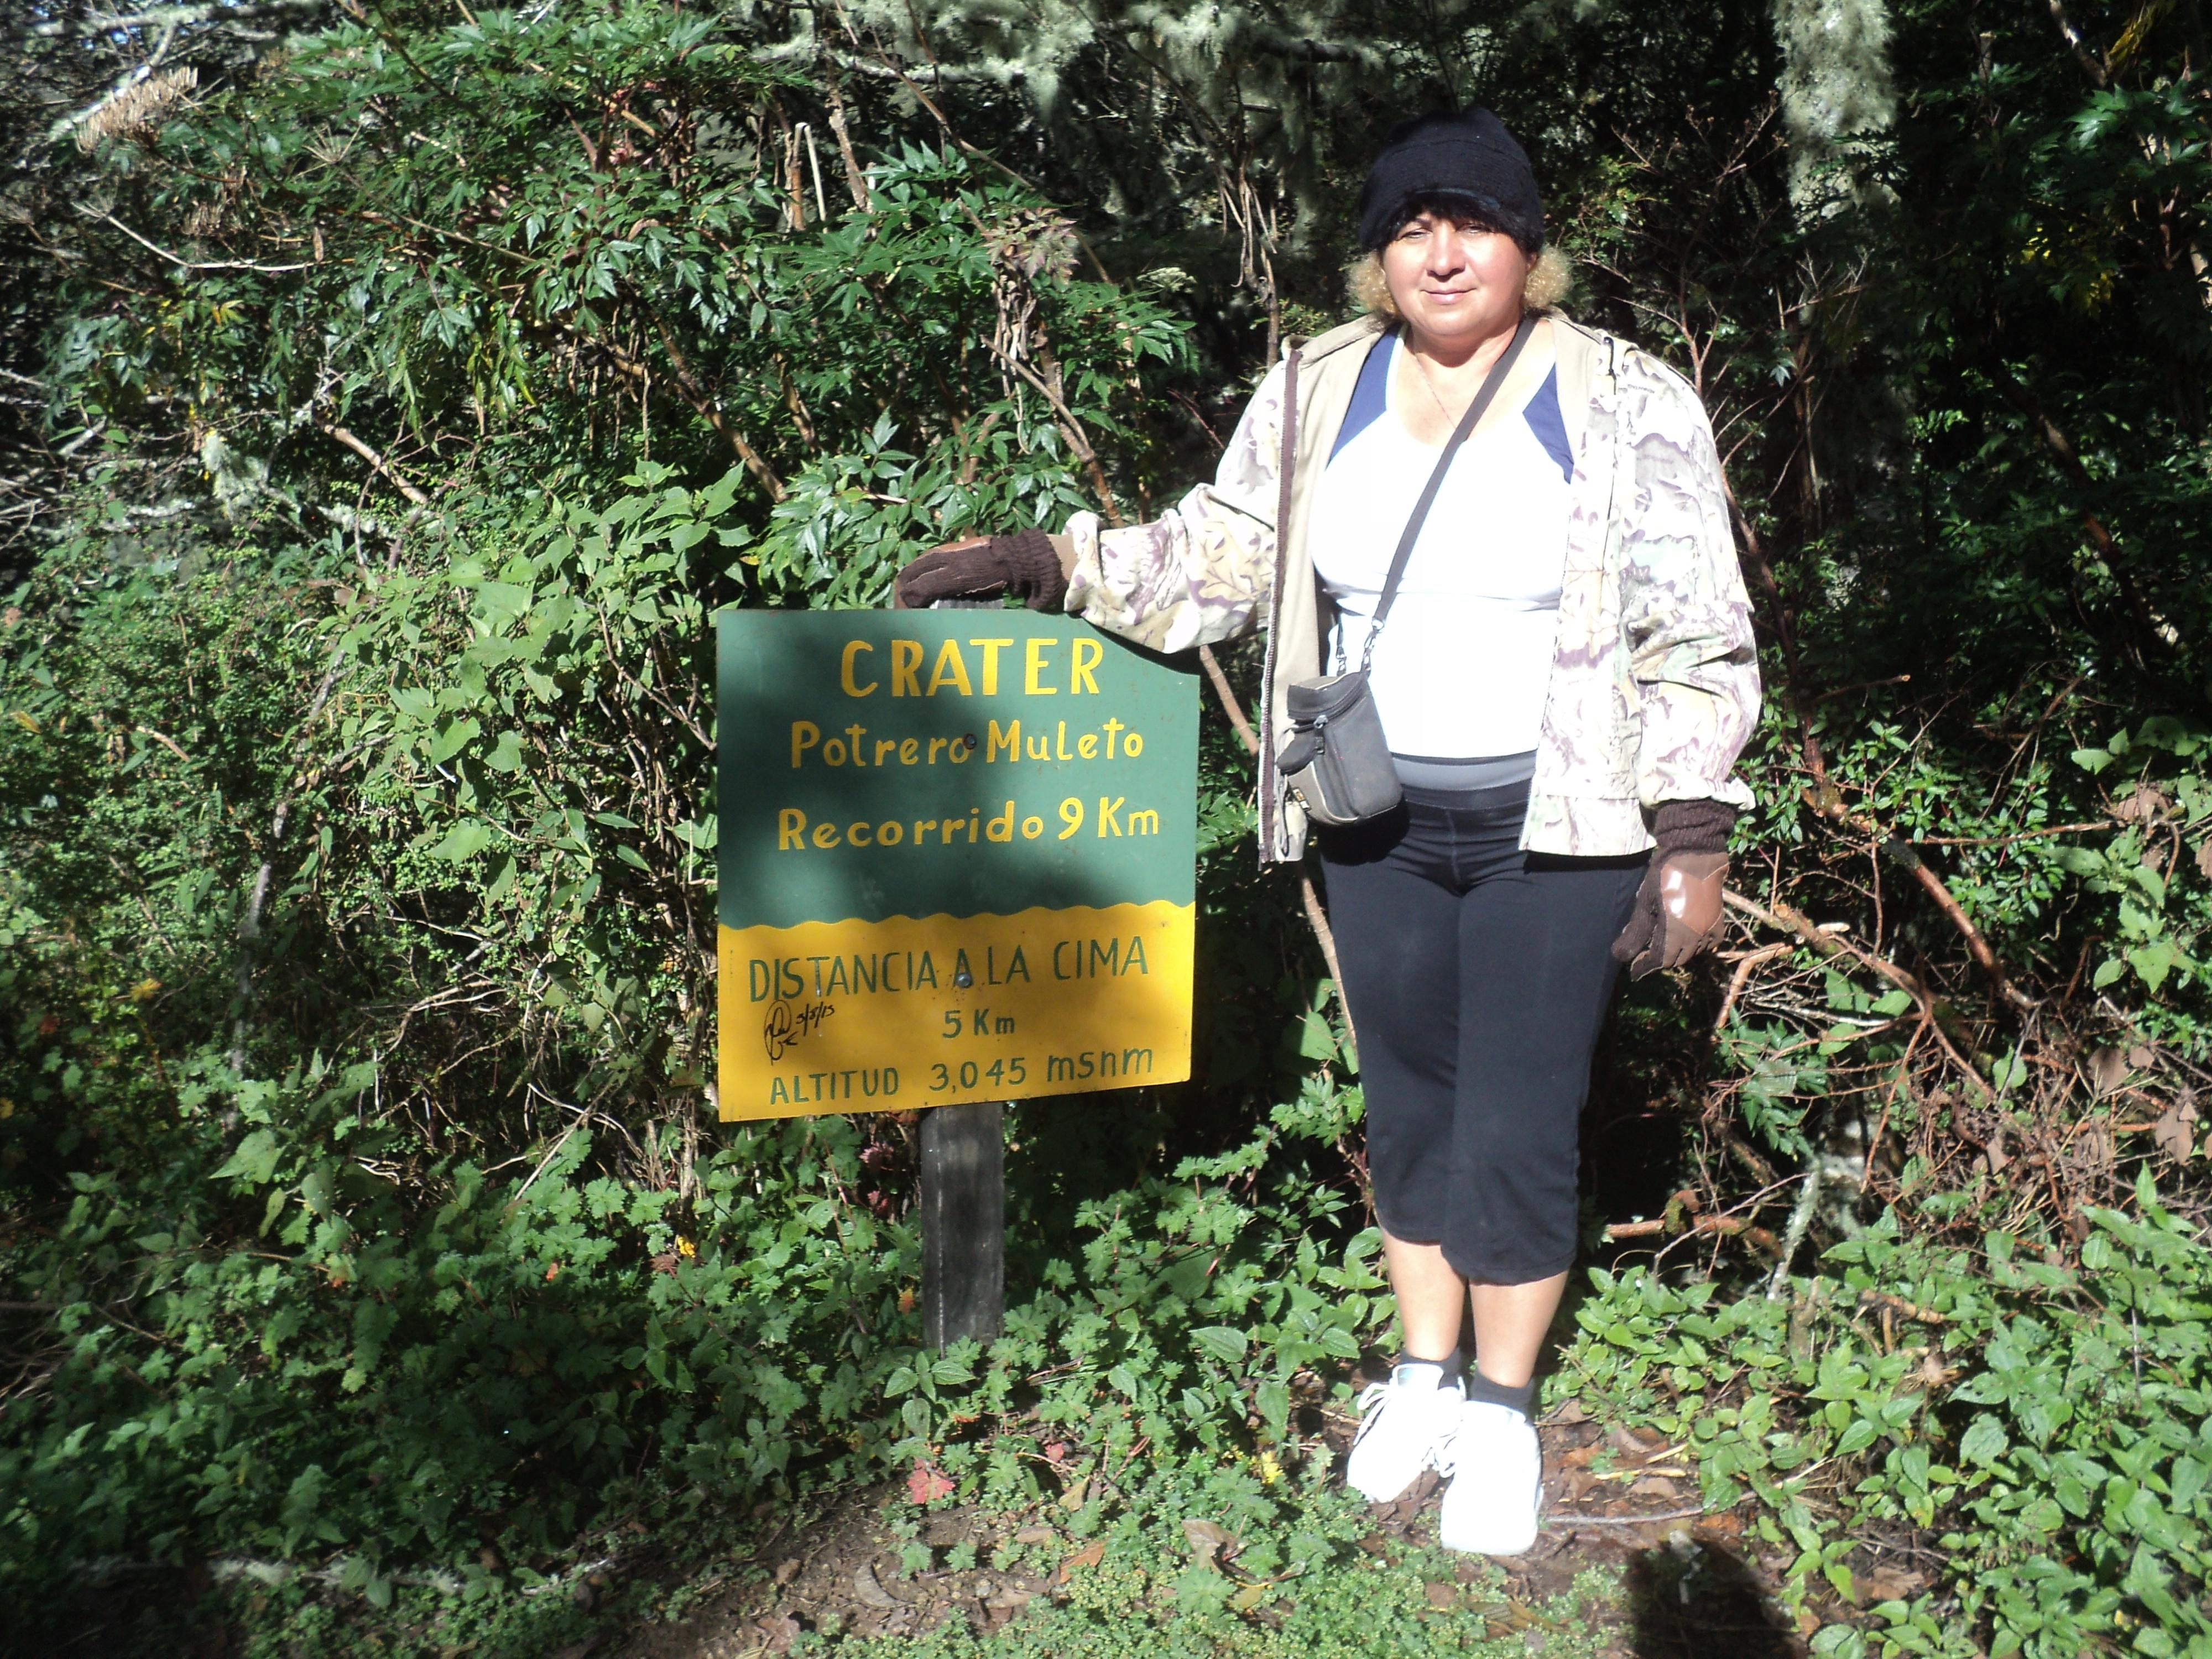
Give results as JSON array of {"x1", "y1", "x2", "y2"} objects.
[
  {"x1": 85, "y1": 208, "x2": 311, "y2": 273},
  {"x1": 315, "y1": 420, "x2": 432, "y2": 507},
  {"x1": 2046, "y1": 0, "x2": 2111, "y2": 84}
]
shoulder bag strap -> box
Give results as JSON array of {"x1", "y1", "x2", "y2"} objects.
[
  {"x1": 1254, "y1": 341, "x2": 1302, "y2": 852},
  {"x1": 1274, "y1": 347, "x2": 1300, "y2": 569},
  {"x1": 1359, "y1": 312, "x2": 1536, "y2": 672}
]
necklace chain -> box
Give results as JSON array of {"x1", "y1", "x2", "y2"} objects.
[
  {"x1": 1409, "y1": 349, "x2": 1458, "y2": 422},
  {"x1": 1406, "y1": 323, "x2": 1530, "y2": 426}
]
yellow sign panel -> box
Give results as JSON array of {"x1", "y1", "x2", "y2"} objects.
[
  {"x1": 717, "y1": 612, "x2": 1198, "y2": 1120},
  {"x1": 716, "y1": 901, "x2": 1193, "y2": 1119}
]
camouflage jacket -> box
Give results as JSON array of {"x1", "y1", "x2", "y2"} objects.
[{"x1": 1062, "y1": 312, "x2": 1762, "y2": 863}]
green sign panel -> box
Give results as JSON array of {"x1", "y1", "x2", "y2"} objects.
[{"x1": 717, "y1": 611, "x2": 1198, "y2": 1120}]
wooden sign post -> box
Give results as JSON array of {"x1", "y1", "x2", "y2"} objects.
[
  {"x1": 918, "y1": 1102, "x2": 1003, "y2": 1347},
  {"x1": 715, "y1": 610, "x2": 1199, "y2": 1345}
]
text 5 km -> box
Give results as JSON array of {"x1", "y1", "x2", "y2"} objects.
[{"x1": 836, "y1": 635, "x2": 1107, "y2": 698}]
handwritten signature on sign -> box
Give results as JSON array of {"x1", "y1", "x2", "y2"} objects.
[{"x1": 763, "y1": 998, "x2": 833, "y2": 1062}]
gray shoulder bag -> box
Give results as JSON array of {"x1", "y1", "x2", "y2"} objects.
[{"x1": 1277, "y1": 313, "x2": 1537, "y2": 827}]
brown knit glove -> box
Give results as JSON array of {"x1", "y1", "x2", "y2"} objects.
[
  {"x1": 1611, "y1": 799, "x2": 1737, "y2": 980},
  {"x1": 893, "y1": 530, "x2": 1068, "y2": 612}
]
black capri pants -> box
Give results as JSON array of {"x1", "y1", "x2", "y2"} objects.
[{"x1": 1317, "y1": 781, "x2": 1645, "y2": 1285}]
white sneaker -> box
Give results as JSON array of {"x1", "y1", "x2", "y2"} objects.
[
  {"x1": 1345, "y1": 1363, "x2": 1465, "y2": 1502},
  {"x1": 1438, "y1": 1401, "x2": 1542, "y2": 1555}
]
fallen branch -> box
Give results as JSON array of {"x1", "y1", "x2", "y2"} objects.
[
  {"x1": 1916, "y1": 821, "x2": 2113, "y2": 848},
  {"x1": 1603, "y1": 1213, "x2": 1779, "y2": 1250},
  {"x1": 1808, "y1": 795, "x2": 2036, "y2": 1010},
  {"x1": 1722, "y1": 888, "x2": 1996, "y2": 1099},
  {"x1": 1713, "y1": 941, "x2": 1791, "y2": 1032},
  {"x1": 133, "y1": 726, "x2": 191, "y2": 765},
  {"x1": 1543, "y1": 1505, "x2": 1708, "y2": 1528},
  {"x1": 1859, "y1": 1289, "x2": 1947, "y2": 1325}
]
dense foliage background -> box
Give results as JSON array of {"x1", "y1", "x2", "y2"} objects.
[{"x1": 3, "y1": 0, "x2": 2209, "y2": 1654}]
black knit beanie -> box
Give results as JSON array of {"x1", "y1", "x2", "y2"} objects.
[{"x1": 1356, "y1": 105, "x2": 1545, "y2": 254}]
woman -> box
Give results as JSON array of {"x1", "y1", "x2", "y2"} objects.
[{"x1": 896, "y1": 106, "x2": 1760, "y2": 1556}]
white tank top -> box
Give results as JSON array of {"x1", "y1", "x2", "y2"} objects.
[{"x1": 1307, "y1": 330, "x2": 1573, "y2": 762}]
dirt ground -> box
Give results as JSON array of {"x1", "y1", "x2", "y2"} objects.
[{"x1": 618, "y1": 1402, "x2": 1808, "y2": 1659}]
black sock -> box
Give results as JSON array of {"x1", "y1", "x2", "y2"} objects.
[
  {"x1": 1395, "y1": 1349, "x2": 1463, "y2": 1384},
  {"x1": 1464, "y1": 1369, "x2": 1536, "y2": 1417}
]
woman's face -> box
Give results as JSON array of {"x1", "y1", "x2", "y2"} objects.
[{"x1": 1379, "y1": 212, "x2": 1531, "y2": 352}]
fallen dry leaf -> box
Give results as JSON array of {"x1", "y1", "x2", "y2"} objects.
[
  {"x1": 2074, "y1": 1121, "x2": 2115, "y2": 1171},
  {"x1": 2151, "y1": 1093, "x2": 2200, "y2": 1161},
  {"x1": 1013, "y1": 1525, "x2": 1055, "y2": 1545},
  {"x1": 1606, "y1": 1425, "x2": 1668, "y2": 1459},
  {"x1": 906, "y1": 1457, "x2": 955, "y2": 1506},
  {"x1": 1855, "y1": 1565, "x2": 1928, "y2": 1603},
  {"x1": 2128, "y1": 1044, "x2": 2158, "y2": 1072},
  {"x1": 753, "y1": 1613, "x2": 800, "y2": 1652},
  {"x1": 852, "y1": 1563, "x2": 899, "y2": 1609},
  {"x1": 2114, "y1": 783, "x2": 2171, "y2": 823},
  {"x1": 1376, "y1": 1469, "x2": 1439, "y2": 1524},
  {"x1": 1692, "y1": 1511, "x2": 1744, "y2": 1542},
  {"x1": 2197, "y1": 841, "x2": 2212, "y2": 881},
  {"x1": 772, "y1": 1557, "x2": 800, "y2": 1585},
  {"x1": 1425, "y1": 1580, "x2": 1458, "y2": 1610},
  {"x1": 1058, "y1": 1475, "x2": 1090, "y2": 1511},
  {"x1": 1547, "y1": 1398, "x2": 1590, "y2": 1425},
  {"x1": 1628, "y1": 1475, "x2": 1679, "y2": 1499},
  {"x1": 1056, "y1": 1540, "x2": 1105, "y2": 1583},
  {"x1": 2088, "y1": 1047, "x2": 2128, "y2": 1095},
  {"x1": 1228, "y1": 1582, "x2": 1269, "y2": 1614},
  {"x1": 1181, "y1": 1518, "x2": 1239, "y2": 1561},
  {"x1": 1484, "y1": 1600, "x2": 1540, "y2": 1635}
]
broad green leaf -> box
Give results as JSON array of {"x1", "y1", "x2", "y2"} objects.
[
  {"x1": 213, "y1": 1130, "x2": 281, "y2": 1185},
  {"x1": 427, "y1": 821, "x2": 494, "y2": 862}
]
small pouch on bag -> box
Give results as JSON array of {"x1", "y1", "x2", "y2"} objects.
[
  {"x1": 1276, "y1": 314, "x2": 1536, "y2": 829},
  {"x1": 1279, "y1": 671, "x2": 1401, "y2": 827}
]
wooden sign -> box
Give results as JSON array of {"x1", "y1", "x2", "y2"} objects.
[{"x1": 715, "y1": 611, "x2": 1198, "y2": 1121}]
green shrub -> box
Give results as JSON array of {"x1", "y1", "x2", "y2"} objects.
[{"x1": 1562, "y1": 1181, "x2": 2212, "y2": 1657}]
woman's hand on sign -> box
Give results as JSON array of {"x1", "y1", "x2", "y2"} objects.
[
  {"x1": 1613, "y1": 799, "x2": 1736, "y2": 979},
  {"x1": 893, "y1": 529, "x2": 1073, "y2": 612}
]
